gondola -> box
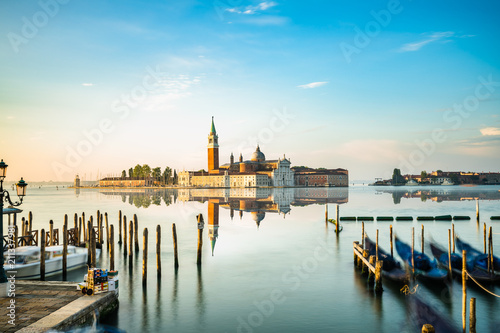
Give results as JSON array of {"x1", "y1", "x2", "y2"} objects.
[
  {"x1": 430, "y1": 242, "x2": 500, "y2": 283},
  {"x1": 395, "y1": 236, "x2": 448, "y2": 282},
  {"x1": 408, "y1": 295, "x2": 460, "y2": 333},
  {"x1": 364, "y1": 234, "x2": 408, "y2": 283},
  {"x1": 455, "y1": 237, "x2": 500, "y2": 273}
]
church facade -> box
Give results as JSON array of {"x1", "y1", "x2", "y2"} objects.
[{"x1": 178, "y1": 118, "x2": 294, "y2": 188}]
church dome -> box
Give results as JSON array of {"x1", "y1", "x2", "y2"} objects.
[{"x1": 250, "y1": 145, "x2": 265, "y2": 162}]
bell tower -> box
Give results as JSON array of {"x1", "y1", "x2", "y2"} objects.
[{"x1": 208, "y1": 116, "x2": 219, "y2": 172}]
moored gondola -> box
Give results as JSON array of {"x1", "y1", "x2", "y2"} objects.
[
  {"x1": 395, "y1": 236, "x2": 448, "y2": 282},
  {"x1": 364, "y1": 234, "x2": 408, "y2": 283}
]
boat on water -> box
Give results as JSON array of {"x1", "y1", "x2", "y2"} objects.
[
  {"x1": 405, "y1": 179, "x2": 419, "y2": 186},
  {"x1": 430, "y1": 241, "x2": 500, "y2": 283},
  {"x1": 407, "y1": 295, "x2": 460, "y2": 333},
  {"x1": 3, "y1": 245, "x2": 100, "y2": 279},
  {"x1": 455, "y1": 237, "x2": 500, "y2": 273},
  {"x1": 441, "y1": 179, "x2": 454, "y2": 186},
  {"x1": 364, "y1": 234, "x2": 408, "y2": 283},
  {"x1": 395, "y1": 236, "x2": 448, "y2": 282}
]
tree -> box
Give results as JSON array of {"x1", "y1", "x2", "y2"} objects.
[
  {"x1": 392, "y1": 168, "x2": 405, "y2": 185},
  {"x1": 121, "y1": 170, "x2": 127, "y2": 179},
  {"x1": 142, "y1": 164, "x2": 151, "y2": 178},
  {"x1": 173, "y1": 169, "x2": 178, "y2": 185},
  {"x1": 133, "y1": 164, "x2": 143, "y2": 178},
  {"x1": 128, "y1": 168, "x2": 134, "y2": 178},
  {"x1": 162, "y1": 167, "x2": 172, "y2": 185},
  {"x1": 152, "y1": 167, "x2": 162, "y2": 183},
  {"x1": 421, "y1": 171, "x2": 427, "y2": 179}
]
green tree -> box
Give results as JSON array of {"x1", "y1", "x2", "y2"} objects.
[
  {"x1": 173, "y1": 169, "x2": 178, "y2": 185},
  {"x1": 142, "y1": 164, "x2": 151, "y2": 178},
  {"x1": 162, "y1": 167, "x2": 172, "y2": 185},
  {"x1": 133, "y1": 164, "x2": 143, "y2": 178},
  {"x1": 121, "y1": 170, "x2": 127, "y2": 179},
  {"x1": 392, "y1": 168, "x2": 405, "y2": 185},
  {"x1": 152, "y1": 167, "x2": 162, "y2": 183},
  {"x1": 421, "y1": 171, "x2": 427, "y2": 179},
  {"x1": 128, "y1": 168, "x2": 134, "y2": 178}
]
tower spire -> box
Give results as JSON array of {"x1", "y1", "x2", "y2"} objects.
[{"x1": 210, "y1": 116, "x2": 216, "y2": 135}]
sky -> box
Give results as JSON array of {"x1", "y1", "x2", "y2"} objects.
[{"x1": 1, "y1": 0, "x2": 500, "y2": 182}]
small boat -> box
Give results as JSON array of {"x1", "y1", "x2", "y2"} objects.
[
  {"x1": 395, "y1": 236, "x2": 448, "y2": 282},
  {"x1": 3, "y1": 245, "x2": 100, "y2": 279},
  {"x1": 430, "y1": 242, "x2": 500, "y2": 283},
  {"x1": 441, "y1": 179, "x2": 454, "y2": 186},
  {"x1": 408, "y1": 295, "x2": 460, "y2": 333},
  {"x1": 406, "y1": 179, "x2": 419, "y2": 186},
  {"x1": 364, "y1": 235, "x2": 408, "y2": 283},
  {"x1": 327, "y1": 219, "x2": 343, "y2": 232},
  {"x1": 455, "y1": 237, "x2": 500, "y2": 273}
]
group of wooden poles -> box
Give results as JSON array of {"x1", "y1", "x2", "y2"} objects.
[
  {"x1": 354, "y1": 220, "x2": 495, "y2": 333},
  {"x1": 33, "y1": 210, "x2": 207, "y2": 287}
]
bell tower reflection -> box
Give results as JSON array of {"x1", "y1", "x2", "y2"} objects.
[{"x1": 208, "y1": 199, "x2": 219, "y2": 256}]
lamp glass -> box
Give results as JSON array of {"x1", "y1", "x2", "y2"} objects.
[
  {"x1": 0, "y1": 159, "x2": 7, "y2": 180},
  {"x1": 16, "y1": 178, "x2": 27, "y2": 197}
]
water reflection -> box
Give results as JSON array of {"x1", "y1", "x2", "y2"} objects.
[{"x1": 375, "y1": 187, "x2": 500, "y2": 204}]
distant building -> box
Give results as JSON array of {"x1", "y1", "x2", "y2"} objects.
[
  {"x1": 99, "y1": 177, "x2": 153, "y2": 187},
  {"x1": 178, "y1": 117, "x2": 294, "y2": 187},
  {"x1": 293, "y1": 167, "x2": 349, "y2": 187},
  {"x1": 74, "y1": 174, "x2": 81, "y2": 187}
]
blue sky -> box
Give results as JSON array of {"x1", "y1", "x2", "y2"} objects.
[{"x1": 1, "y1": 0, "x2": 499, "y2": 182}]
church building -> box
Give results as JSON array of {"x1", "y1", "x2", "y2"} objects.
[{"x1": 178, "y1": 117, "x2": 294, "y2": 187}]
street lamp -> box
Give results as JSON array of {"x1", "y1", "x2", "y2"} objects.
[{"x1": 0, "y1": 159, "x2": 28, "y2": 283}]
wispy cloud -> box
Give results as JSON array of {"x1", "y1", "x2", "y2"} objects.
[
  {"x1": 480, "y1": 127, "x2": 500, "y2": 136},
  {"x1": 142, "y1": 74, "x2": 203, "y2": 111},
  {"x1": 82, "y1": 83, "x2": 94, "y2": 87},
  {"x1": 399, "y1": 31, "x2": 456, "y2": 52},
  {"x1": 297, "y1": 81, "x2": 328, "y2": 89},
  {"x1": 226, "y1": 2, "x2": 278, "y2": 15}
]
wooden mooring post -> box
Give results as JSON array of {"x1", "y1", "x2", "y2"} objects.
[
  {"x1": 375, "y1": 260, "x2": 383, "y2": 294},
  {"x1": 172, "y1": 223, "x2": 179, "y2": 269},
  {"x1": 91, "y1": 228, "x2": 97, "y2": 268},
  {"x1": 421, "y1": 224, "x2": 424, "y2": 254},
  {"x1": 390, "y1": 225, "x2": 393, "y2": 258},
  {"x1": 110, "y1": 225, "x2": 115, "y2": 271},
  {"x1": 469, "y1": 297, "x2": 476, "y2": 333},
  {"x1": 105, "y1": 212, "x2": 109, "y2": 248},
  {"x1": 49, "y1": 220, "x2": 54, "y2": 246},
  {"x1": 448, "y1": 229, "x2": 453, "y2": 279},
  {"x1": 123, "y1": 216, "x2": 128, "y2": 255},
  {"x1": 361, "y1": 222, "x2": 365, "y2": 249},
  {"x1": 476, "y1": 198, "x2": 479, "y2": 223},
  {"x1": 40, "y1": 229, "x2": 45, "y2": 281},
  {"x1": 484, "y1": 223, "x2": 487, "y2": 254},
  {"x1": 143, "y1": 228, "x2": 148, "y2": 286},
  {"x1": 62, "y1": 224, "x2": 68, "y2": 281},
  {"x1": 134, "y1": 214, "x2": 139, "y2": 252},
  {"x1": 368, "y1": 255, "x2": 376, "y2": 286},
  {"x1": 28, "y1": 211, "x2": 32, "y2": 232},
  {"x1": 118, "y1": 210, "x2": 122, "y2": 244},
  {"x1": 462, "y1": 250, "x2": 467, "y2": 333},
  {"x1": 489, "y1": 226, "x2": 493, "y2": 274},
  {"x1": 452, "y1": 223, "x2": 455, "y2": 253},
  {"x1": 129, "y1": 220, "x2": 133, "y2": 262},
  {"x1": 156, "y1": 225, "x2": 161, "y2": 278},
  {"x1": 336, "y1": 205, "x2": 339, "y2": 234},
  {"x1": 325, "y1": 205, "x2": 328, "y2": 224},
  {"x1": 197, "y1": 214, "x2": 204, "y2": 266},
  {"x1": 375, "y1": 229, "x2": 379, "y2": 261},
  {"x1": 411, "y1": 227, "x2": 415, "y2": 277}
]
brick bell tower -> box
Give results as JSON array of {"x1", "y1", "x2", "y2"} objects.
[{"x1": 208, "y1": 116, "x2": 219, "y2": 173}]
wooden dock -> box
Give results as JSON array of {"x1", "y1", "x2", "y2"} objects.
[{"x1": 0, "y1": 280, "x2": 118, "y2": 333}]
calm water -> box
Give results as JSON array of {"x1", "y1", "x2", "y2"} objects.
[{"x1": 13, "y1": 185, "x2": 500, "y2": 332}]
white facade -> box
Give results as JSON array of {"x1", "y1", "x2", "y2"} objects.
[{"x1": 271, "y1": 159, "x2": 294, "y2": 186}]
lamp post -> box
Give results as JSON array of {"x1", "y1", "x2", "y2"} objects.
[{"x1": 0, "y1": 159, "x2": 28, "y2": 283}]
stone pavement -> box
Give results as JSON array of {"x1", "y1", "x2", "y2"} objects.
[{"x1": 0, "y1": 281, "x2": 82, "y2": 333}]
